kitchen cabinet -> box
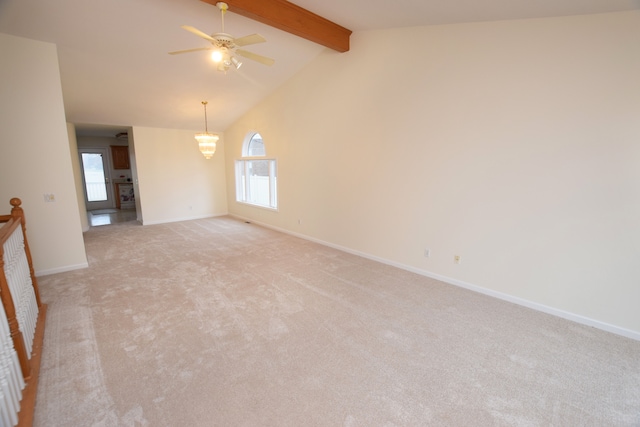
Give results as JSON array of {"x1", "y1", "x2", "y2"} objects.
[{"x1": 111, "y1": 145, "x2": 130, "y2": 169}]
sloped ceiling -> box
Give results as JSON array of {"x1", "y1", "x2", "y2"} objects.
[{"x1": 0, "y1": 0, "x2": 637, "y2": 136}]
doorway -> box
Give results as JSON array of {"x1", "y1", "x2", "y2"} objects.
[{"x1": 79, "y1": 148, "x2": 115, "y2": 210}]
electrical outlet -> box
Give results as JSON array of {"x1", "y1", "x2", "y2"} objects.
[
  {"x1": 43, "y1": 193, "x2": 55, "y2": 202},
  {"x1": 454, "y1": 255, "x2": 461, "y2": 264},
  {"x1": 424, "y1": 248, "x2": 430, "y2": 258}
]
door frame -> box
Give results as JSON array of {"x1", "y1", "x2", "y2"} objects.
[{"x1": 79, "y1": 148, "x2": 115, "y2": 211}]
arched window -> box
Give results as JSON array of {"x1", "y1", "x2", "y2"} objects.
[
  {"x1": 235, "y1": 132, "x2": 277, "y2": 209},
  {"x1": 246, "y1": 133, "x2": 265, "y2": 156}
]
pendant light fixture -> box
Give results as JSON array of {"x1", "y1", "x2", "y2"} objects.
[{"x1": 194, "y1": 101, "x2": 219, "y2": 159}]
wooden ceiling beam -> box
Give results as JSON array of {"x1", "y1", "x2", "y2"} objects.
[{"x1": 201, "y1": 0, "x2": 352, "y2": 52}]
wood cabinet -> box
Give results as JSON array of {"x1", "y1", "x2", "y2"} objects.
[{"x1": 110, "y1": 145, "x2": 130, "y2": 169}]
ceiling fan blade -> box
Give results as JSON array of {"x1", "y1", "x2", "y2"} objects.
[
  {"x1": 233, "y1": 33, "x2": 266, "y2": 47},
  {"x1": 181, "y1": 25, "x2": 215, "y2": 43},
  {"x1": 236, "y1": 49, "x2": 275, "y2": 66},
  {"x1": 168, "y1": 47, "x2": 213, "y2": 55}
]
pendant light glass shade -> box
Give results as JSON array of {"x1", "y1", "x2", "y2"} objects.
[
  {"x1": 195, "y1": 132, "x2": 218, "y2": 159},
  {"x1": 195, "y1": 101, "x2": 219, "y2": 159}
]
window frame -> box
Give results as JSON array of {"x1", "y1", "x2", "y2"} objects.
[{"x1": 235, "y1": 132, "x2": 278, "y2": 210}]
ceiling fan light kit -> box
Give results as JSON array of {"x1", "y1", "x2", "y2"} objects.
[
  {"x1": 169, "y1": 1, "x2": 274, "y2": 72},
  {"x1": 231, "y1": 56, "x2": 242, "y2": 69}
]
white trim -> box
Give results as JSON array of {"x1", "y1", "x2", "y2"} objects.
[
  {"x1": 229, "y1": 213, "x2": 640, "y2": 342},
  {"x1": 234, "y1": 201, "x2": 279, "y2": 212},
  {"x1": 141, "y1": 213, "x2": 226, "y2": 226},
  {"x1": 36, "y1": 262, "x2": 89, "y2": 277}
]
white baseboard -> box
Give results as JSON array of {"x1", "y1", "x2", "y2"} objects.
[
  {"x1": 230, "y1": 214, "x2": 640, "y2": 342},
  {"x1": 36, "y1": 262, "x2": 89, "y2": 277},
  {"x1": 141, "y1": 212, "x2": 226, "y2": 226}
]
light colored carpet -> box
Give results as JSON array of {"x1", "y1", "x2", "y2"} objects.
[{"x1": 34, "y1": 217, "x2": 640, "y2": 426}]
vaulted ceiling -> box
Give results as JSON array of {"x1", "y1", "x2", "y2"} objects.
[{"x1": 0, "y1": 0, "x2": 637, "y2": 137}]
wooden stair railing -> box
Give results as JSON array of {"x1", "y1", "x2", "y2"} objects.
[{"x1": 0, "y1": 198, "x2": 47, "y2": 427}]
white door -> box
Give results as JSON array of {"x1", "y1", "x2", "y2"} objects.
[{"x1": 79, "y1": 148, "x2": 115, "y2": 210}]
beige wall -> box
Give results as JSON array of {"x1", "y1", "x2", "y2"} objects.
[
  {"x1": 0, "y1": 33, "x2": 88, "y2": 275},
  {"x1": 224, "y1": 12, "x2": 640, "y2": 336},
  {"x1": 132, "y1": 127, "x2": 227, "y2": 225}
]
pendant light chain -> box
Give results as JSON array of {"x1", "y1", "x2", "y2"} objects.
[{"x1": 202, "y1": 101, "x2": 209, "y2": 133}]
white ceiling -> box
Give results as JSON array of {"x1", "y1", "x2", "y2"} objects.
[{"x1": 1, "y1": 0, "x2": 638, "y2": 137}]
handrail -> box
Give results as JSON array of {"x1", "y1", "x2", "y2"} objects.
[
  {"x1": 0, "y1": 216, "x2": 32, "y2": 380},
  {"x1": 0, "y1": 197, "x2": 48, "y2": 426},
  {"x1": 8, "y1": 198, "x2": 42, "y2": 309}
]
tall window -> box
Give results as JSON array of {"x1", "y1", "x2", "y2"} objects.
[{"x1": 235, "y1": 132, "x2": 277, "y2": 209}]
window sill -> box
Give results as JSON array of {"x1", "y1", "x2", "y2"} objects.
[{"x1": 235, "y1": 201, "x2": 278, "y2": 212}]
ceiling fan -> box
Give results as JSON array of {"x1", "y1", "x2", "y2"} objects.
[{"x1": 169, "y1": 1, "x2": 275, "y2": 72}]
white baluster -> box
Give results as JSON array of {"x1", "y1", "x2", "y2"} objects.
[
  {"x1": 0, "y1": 293, "x2": 23, "y2": 427},
  {"x1": 2, "y1": 227, "x2": 39, "y2": 357}
]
